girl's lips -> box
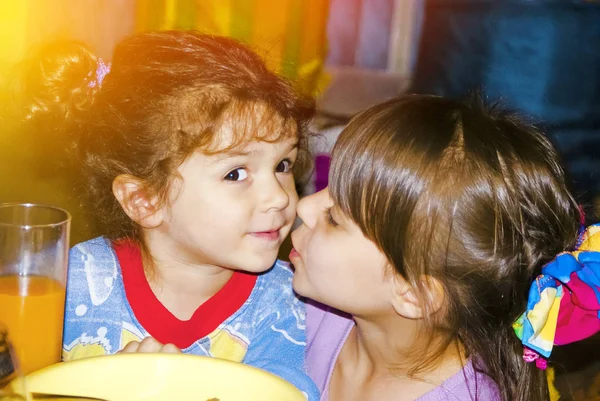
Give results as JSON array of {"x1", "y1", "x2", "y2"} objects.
[
  {"x1": 250, "y1": 230, "x2": 280, "y2": 241},
  {"x1": 289, "y1": 248, "x2": 300, "y2": 260}
]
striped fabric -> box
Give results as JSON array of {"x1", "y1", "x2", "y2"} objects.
[{"x1": 135, "y1": 0, "x2": 330, "y2": 95}]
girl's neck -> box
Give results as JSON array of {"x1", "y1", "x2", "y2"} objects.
[
  {"x1": 140, "y1": 233, "x2": 235, "y2": 320},
  {"x1": 332, "y1": 315, "x2": 465, "y2": 401}
]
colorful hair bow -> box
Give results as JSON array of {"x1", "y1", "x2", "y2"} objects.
[
  {"x1": 513, "y1": 223, "x2": 600, "y2": 369},
  {"x1": 88, "y1": 58, "x2": 111, "y2": 89}
]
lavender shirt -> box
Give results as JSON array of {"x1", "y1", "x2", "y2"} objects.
[{"x1": 306, "y1": 303, "x2": 501, "y2": 401}]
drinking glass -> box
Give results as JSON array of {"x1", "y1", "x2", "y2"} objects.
[{"x1": 0, "y1": 204, "x2": 70, "y2": 375}]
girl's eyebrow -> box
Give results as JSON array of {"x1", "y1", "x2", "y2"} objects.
[
  {"x1": 224, "y1": 140, "x2": 298, "y2": 157},
  {"x1": 206, "y1": 151, "x2": 253, "y2": 166},
  {"x1": 286, "y1": 141, "x2": 299, "y2": 150},
  {"x1": 278, "y1": 141, "x2": 299, "y2": 156}
]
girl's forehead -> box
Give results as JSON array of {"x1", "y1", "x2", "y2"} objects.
[
  {"x1": 220, "y1": 135, "x2": 299, "y2": 158},
  {"x1": 206, "y1": 107, "x2": 298, "y2": 154}
]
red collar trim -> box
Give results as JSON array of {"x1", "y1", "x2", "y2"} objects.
[{"x1": 114, "y1": 240, "x2": 257, "y2": 349}]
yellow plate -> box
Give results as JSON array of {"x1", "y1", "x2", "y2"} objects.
[{"x1": 10, "y1": 353, "x2": 306, "y2": 401}]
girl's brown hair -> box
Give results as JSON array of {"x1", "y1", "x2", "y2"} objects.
[
  {"x1": 329, "y1": 94, "x2": 580, "y2": 401},
  {"x1": 16, "y1": 31, "x2": 314, "y2": 241}
]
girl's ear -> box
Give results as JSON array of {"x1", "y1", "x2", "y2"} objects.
[
  {"x1": 390, "y1": 275, "x2": 445, "y2": 319},
  {"x1": 112, "y1": 174, "x2": 163, "y2": 228}
]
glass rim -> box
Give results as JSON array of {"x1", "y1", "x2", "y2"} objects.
[{"x1": 0, "y1": 202, "x2": 71, "y2": 229}]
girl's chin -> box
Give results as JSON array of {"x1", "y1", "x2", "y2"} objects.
[{"x1": 290, "y1": 274, "x2": 305, "y2": 294}]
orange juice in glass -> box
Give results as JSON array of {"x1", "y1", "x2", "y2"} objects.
[{"x1": 0, "y1": 204, "x2": 70, "y2": 375}]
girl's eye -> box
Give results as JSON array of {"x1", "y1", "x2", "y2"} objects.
[
  {"x1": 224, "y1": 168, "x2": 248, "y2": 182},
  {"x1": 276, "y1": 159, "x2": 293, "y2": 173},
  {"x1": 325, "y1": 208, "x2": 339, "y2": 227}
]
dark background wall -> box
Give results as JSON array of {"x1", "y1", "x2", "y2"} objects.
[{"x1": 411, "y1": 0, "x2": 600, "y2": 219}]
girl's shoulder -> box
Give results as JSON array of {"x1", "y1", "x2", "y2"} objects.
[
  {"x1": 250, "y1": 259, "x2": 294, "y2": 291},
  {"x1": 306, "y1": 301, "x2": 353, "y2": 333},
  {"x1": 241, "y1": 259, "x2": 304, "y2": 317},
  {"x1": 260, "y1": 259, "x2": 294, "y2": 281},
  {"x1": 419, "y1": 360, "x2": 501, "y2": 401},
  {"x1": 251, "y1": 259, "x2": 297, "y2": 298},
  {"x1": 68, "y1": 236, "x2": 120, "y2": 283},
  {"x1": 70, "y1": 236, "x2": 114, "y2": 260}
]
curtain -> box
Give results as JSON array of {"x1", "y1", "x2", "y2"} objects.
[
  {"x1": 0, "y1": 0, "x2": 135, "y2": 75},
  {"x1": 1, "y1": 0, "x2": 329, "y2": 95},
  {"x1": 326, "y1": 0, "x2": 423, "y2": 75},
  {"x1": 315, "y1": 0, "x2": 423, "y2": 118},
  {"x1": 135, "y1": 0, "x2": 330, "y2": 95}
]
